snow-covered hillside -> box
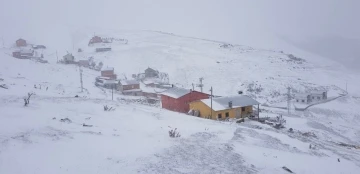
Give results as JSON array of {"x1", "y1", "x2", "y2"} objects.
[
  {"x1": 59, "y1": 29, "x2": 360, "y2": 104},
  {"x1": 1, "y1": 30, "x2": 360, "y2": 174}
]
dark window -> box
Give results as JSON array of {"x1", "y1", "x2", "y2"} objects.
[
  {"x1": 302, "y1": 100, "x2": 305, "y2": 102},
  {"x1": 218, "y1": 113, "x2": 222, "y2": 119},
  {"x1": 225, "y1": 112, "x2": 229, "y2": 117},
  {"x1": 241, "y1": 107, "x2": 245, "y2": 111},
  {"x1": 296, "y1": 100, "x2": 299, "y2": 102}
]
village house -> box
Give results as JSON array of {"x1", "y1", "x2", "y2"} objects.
[
  {"x1": 101, "y1": 67, "x2": 117, "y2": 79},
  {"x1": 120, "y1": 80, "x2": 142, "y2": 96},
  {"x1": 89, "y1": 36, "x2": 102, "y2": 45},
  {"x1": 295, "y1": 94, "x2": 311, "y2": 104},
  {"x1": 310, "y1": 90, "x2": 327, "y2": 101},
  {"x1": 63, "y1": 53, "x2": 75, "y2": 64},
  {"x1": 161, "y1": 87, "x2": 210, "y2": 113},
  {"x1": 145, "y1": 67, "x2": 159, "y2": 78},
  {"x1": 189, "y1": 95, "x2": 260, "y2": 120},
  {"x1": 78, "y1": 60, "x2": 90, "y2": 67},
  {"x1": 295, "y1": 90, "x2": 327, "y2": 104},
  {"x1": 16, "y1": 38, "x2": 27, "y2": 47},
  {"x1": 12, "y1": 49, "x2": 34, "y2": 58},
  {"x1": 95, "y1": 76, "x2": 120, "y2": 90}
]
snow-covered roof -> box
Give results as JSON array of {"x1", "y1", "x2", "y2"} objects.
[
  {"x1": 102, "y1": 67, "x2": 114, "y2": 71},
  {"x1": 310, "y1": 90, "x2": 327, "y2": 95},
  {"x1": 143, "y1": 78, "x2": 163, "y2": 85},
  {"x1": 97, "y1": 76, "x2": 111, "y2": 80},
  {"x1": 103, "y1": 80, "x2": 119, "y2": 84},
  {"x1": 123, "y1": 89, "x2": 142, "y2": 92},
  {"x1": 121, "y1": 80, "x2": 139, "y2": 85},
  {"x1": 161, "y1": 87, "x2": 191, "y2": 99},
  {"x1": 295, "y1": 93, "x2": 310, "y2": 99},
  {"x1": 201, "y1": 95, "x2": 260, "y2": 111},
  {"x1": 19, "y1": 49, "x2": 33, "y2": 54}
]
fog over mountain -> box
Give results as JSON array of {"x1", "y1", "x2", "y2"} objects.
[{"x1": 1, "y1": 0, "x2": 359, "y2": 70}]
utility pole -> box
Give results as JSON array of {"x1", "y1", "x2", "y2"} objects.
[
  {"x1": 210, "y1": 86, "x2": 213, "y2": 119},
  {"x1": 79, "y1": 66, "x2": 83, "y2": 92},
  {"x1": 287, "y1": 87, "x2": 291, "y2": 115},
  {"x1": 197, "y1": 77, "x2": 204, "y2": 92},
  {"x1": 56, "y1": 50, "x2": 58, "y2": 62},
  {"x1": 192, "y1": 83, "x2": 195, "y2": 91},
  {"x1": 346, "y1": 81, "x2": 348, "y2": 93}
]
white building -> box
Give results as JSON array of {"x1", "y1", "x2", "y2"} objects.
[{"x1": 295, "y1": 90, "x2": 328, "y2": 104}]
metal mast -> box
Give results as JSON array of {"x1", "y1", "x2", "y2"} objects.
[
  {"x1": 287, "y1": 87, "x2": 291, "y2": 114},
  {"x1": 197, "y1": 77, "x2": 204, "y2": 92}
]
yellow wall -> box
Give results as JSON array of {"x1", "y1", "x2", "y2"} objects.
[{"x1": 189, "y1": 101, "x2": 253, "y2": 120}]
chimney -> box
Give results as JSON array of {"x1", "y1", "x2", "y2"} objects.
[{"x1": 228, "y1": 101, "x2": 233, "y2": 108}]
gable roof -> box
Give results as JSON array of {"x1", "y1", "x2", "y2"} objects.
[
  {"x1": 121, "y1": 80, "x2": 139, "y2": 85},
  {"x1": 310, "y1": 90, "x2": 327, "y2": 95},
  {"x1": 17, "y1": 38, "x2": 26, "y2": 42},
  {"x1": 161, "y1": 87, "x2": 191, "y2": 99},
  {"x1": 200, "y1": 95, "x2": 260, "y2": 111},
  {"x1": 102, "y1": 67, "x2": 114, "y2": 71},
  {"x1": 295, "y1": 93, "x2": 310, "y2": 99},
  {"x1": 145, "y1": 67, "x2": 157, "y2": 72}
]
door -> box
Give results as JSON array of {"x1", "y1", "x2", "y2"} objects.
[{"x1": 235, "y1": 108, "x2": 241, "y2": 119}]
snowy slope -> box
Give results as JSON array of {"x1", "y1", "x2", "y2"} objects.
[
  {"x1": 1, "y1": 30, "x2": 360, "y2": 174},
  {"x1": 66, "y1": 29, "x2": 359, "y2": 103}
]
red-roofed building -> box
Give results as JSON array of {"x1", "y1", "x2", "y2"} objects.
[
  {"x1": 161, "y1": 87, "x2": 210, "y2": 113},
  {"x1": 101, "y1": 67, "x2": 117, "y2": 79},
  {"x1": 89, "y1": 36, "x2": 102, "y2": 45},
  {"x1": 16, "y1": 38, "x2": 27, "y2": 47}
]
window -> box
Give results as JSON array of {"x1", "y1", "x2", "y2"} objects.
[
  {"x1": 218, "y1": 113, "x2": 222, "y2": 119},
  {"x1": 302, "y1": 100, "x2": 305, "y2": 103},
  {"x1": 241, "y1": 107, "x2": 245, "y2": 111},
  {"x1": 296, "y1": 100, "x2": 299, "y2": 102},
  {"x1": 225, "y1": 112, "x2": 229, "y2": 117}
]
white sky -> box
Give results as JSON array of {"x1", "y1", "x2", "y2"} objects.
[{"x1": 1, "y1": 0, "x2": 359, "y2": 68}]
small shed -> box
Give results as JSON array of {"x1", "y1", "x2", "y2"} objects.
[
  {"x1": 16, "y1": 38, "x2": 27, "y2": 47},
  {"x1": 96, "y1": 48, "x2": 111, "y2": 52},
  {"x1": 63, "y1": 53, "x2": 75, "y2": 63},
  {"x1": 78, "y1": 60, "x2": 90, "y2": 67}
]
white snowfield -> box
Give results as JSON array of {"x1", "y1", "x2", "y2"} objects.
[{"x1": 1, "y1": 30, "x2": 360, "y2": 174}]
